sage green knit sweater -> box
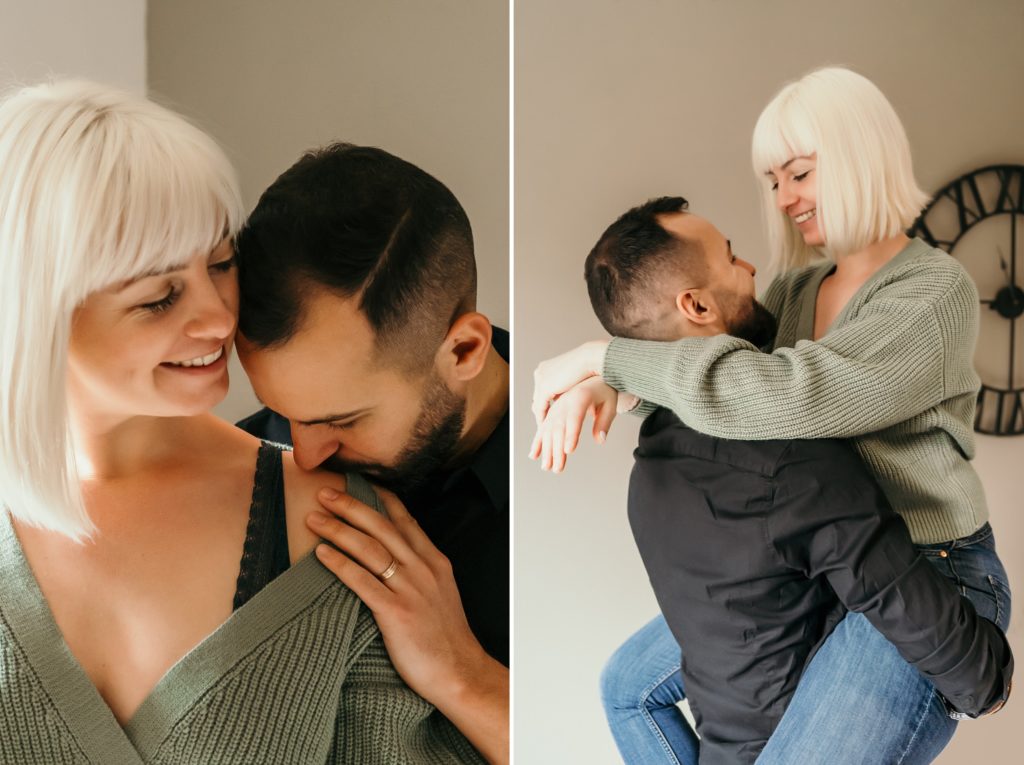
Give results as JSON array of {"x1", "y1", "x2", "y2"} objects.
[
  {"x1": 0, "y1": 473, "x2": 484, "y2": 765},
  {"x1": 604, "y1": 238, "x2": 985, "y2": 545}
]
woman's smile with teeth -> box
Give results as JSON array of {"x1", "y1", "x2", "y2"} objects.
[
  {"x1": 794, "y1": 209, "x2": 816, "y2": 224},
  {"x1": 167, "y1": 347, "x2": 224, "y2": 367}
]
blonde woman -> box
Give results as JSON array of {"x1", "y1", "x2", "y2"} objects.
[
  {"x1": 532, "y1": 67, "x2": 1012, "y2": 763},
  {"x1": 0, "y1": 80, "x2": 481, "y2": 764}
]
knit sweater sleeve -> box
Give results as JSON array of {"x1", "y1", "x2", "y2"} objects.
[
  {"x1": 603, "y1": 260, "x2": 975, "y2": 440},
  {"x1": 329, "y1": 612, "x2": 485, "y2": 765}
]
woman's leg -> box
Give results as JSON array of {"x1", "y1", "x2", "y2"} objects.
[
  {"x1": 757, "y1": 525, "x2": 1012, "y2": 765},
  {"x1": 600, "y1": 615, "x2": 699, "y2": 765}
]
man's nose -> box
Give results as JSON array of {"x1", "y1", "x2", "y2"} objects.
[
  {"x1": 290, "y1": 425, "x2": 339, "y2": 471},
  {"x1": 738, "y1": 257, "x2": 756, "y2": 277}
]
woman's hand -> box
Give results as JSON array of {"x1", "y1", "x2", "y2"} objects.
[
  {"x1": 531, "y1": 340, "x2": 610, "y2": 426},
  {"x1": 529, "y1": 376, "x2": 618, "y2": 473},
  {"x1": 308, "y1": 487, "x2": 509, "y2": 764}
]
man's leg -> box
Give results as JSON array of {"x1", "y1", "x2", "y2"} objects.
[
  {"x1": 600, "y1": 615, "x2": 699, "y2": 765},
  {"x1": 757, "y1": 526, "x2": 1011, "y2": 765}
]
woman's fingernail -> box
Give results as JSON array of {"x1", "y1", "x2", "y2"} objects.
[
  {"x1": 598, "y1": 431, "x2": 607, "y2": 443},
  {"x1": 308, "y1": 511, "x2": 326, "y2": 525},
  {"x1": 320, "y1": 487, "x2": 340, "y2": 500}
]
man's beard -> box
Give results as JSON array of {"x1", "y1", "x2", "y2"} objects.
[
  {"x1": 720, "y1": 291, "x2": 778, "y2": 349},
  {"x1": 321, "y1": 371, "x2": 466, "y2": 496}
]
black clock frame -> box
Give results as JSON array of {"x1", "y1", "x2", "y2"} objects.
[{"x1": 909, "y1": 164, "x2": 1024, "y2": 436}]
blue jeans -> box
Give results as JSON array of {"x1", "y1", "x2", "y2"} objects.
[{"x1": 600, "y1": 524, "x2": 1012, "y2": 764}]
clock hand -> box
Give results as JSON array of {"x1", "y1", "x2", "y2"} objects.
[{"x1": 997, "y1": 245, "x2": 1013, "y2": 287}]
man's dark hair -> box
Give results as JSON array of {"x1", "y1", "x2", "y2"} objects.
[
  {"x1": 584, "y1": 196, "x2": 706, "y2": 339},
  {"x1": 236, "y1": 143, "x2": 476, "y2": 372}
]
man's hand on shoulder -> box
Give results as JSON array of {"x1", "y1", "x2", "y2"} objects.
[{"x1": 308, "y1": 487, "x2": 509, "y2": 764}]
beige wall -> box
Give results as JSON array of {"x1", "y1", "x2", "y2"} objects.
[
  {"x1": 147, "y1": 0, "x2": 509, "y2": 423},
  {"x1": 0, "y1": 0, "x2": 145, "y2": 92},
  {"x1": 515, "y1": 1, "x2": 1024, "y2": 762}
]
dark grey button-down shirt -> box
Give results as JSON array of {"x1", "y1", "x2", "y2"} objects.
[{"x1": 629, "y1": 407, "x2": 1013, "y2": 765}]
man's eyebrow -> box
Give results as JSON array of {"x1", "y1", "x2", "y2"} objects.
[{"x1": 298, "y1": 407, "x2": 373, "y2": 427}]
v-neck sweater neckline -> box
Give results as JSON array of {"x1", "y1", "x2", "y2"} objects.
[
  {"x1": 0, "y1": 510, "x2": 334, "y2": 764},
  {"x1": 795, "y1": 238, "x2": 928, "y2": 342}
]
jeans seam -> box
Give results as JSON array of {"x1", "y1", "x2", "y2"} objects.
[
  {"x1": 896, "y1": 687, "x2": 942, "y2": 765},
  {"x1": 988, "y1": 575, "x2": 1005, "y2": 627},
  {"x1": 637, "y1": 662, "x2": 685, "y2": 765}
]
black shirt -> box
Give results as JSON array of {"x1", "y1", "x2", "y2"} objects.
[
  {"x1": 236, "y1": 328, "x2": 509, "y2": 666},
  {"x1": 629, "y1": 407, "x2": 1013, "y2": 765}
]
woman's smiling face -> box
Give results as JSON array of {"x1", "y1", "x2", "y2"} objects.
[
  {"x1": 768, "y1": 153, "x2": 823, "y2": 247},
  {"x1": 67, "y1": 238, "x2": 240, "y2": 424}
]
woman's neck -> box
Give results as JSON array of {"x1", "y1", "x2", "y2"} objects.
[
  {"x1": 832, "y1": 233, "x2": 911, "y2": 281},
  {"x1": 71, "y1": 412, "x2": 216, "y2": 482}
]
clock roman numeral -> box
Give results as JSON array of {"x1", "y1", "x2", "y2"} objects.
[
  {"x1": 993, "y1": 166, "x2": 1024, "y2": 214},
  {"x1": 976, "y1": 385, "x2": 1024, "y2": 436},
  {"x1": 910, "y1": 218, "x2": 954, "y2": 250},
  {"x1": 941, "y1": 174, "x2": 988, "y2": 229}
]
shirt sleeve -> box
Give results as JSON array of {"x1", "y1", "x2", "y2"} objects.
[
  {"x1": 772, "y1": 443, "x2": 1013, "y2": 717},
  {"x1": 604, "y1": 262, "x2": 976, "y2": 439}
]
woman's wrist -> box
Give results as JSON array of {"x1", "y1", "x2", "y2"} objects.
[{"x1": 583, "y1": 340, "x2": 610, "y2": 378}]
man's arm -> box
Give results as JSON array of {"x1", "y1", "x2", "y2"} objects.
[
  {"x1": 774, "y1": 443, "x2": 1013, "y2": 717},
  {"x1": 311, "y1": 487, "x2": 509, "y2": 764}
]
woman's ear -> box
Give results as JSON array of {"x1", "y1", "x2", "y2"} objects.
[{"x1": 436, "y1": 312, "x2": 493, "y2": 383}]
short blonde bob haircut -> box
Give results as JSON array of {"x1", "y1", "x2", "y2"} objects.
[
  {"x1": 751, "y1": 67, "x2": 930, "y2": 272},
  {"x1": 0, "y1": 80, "x2": 243, "y2": 540}
]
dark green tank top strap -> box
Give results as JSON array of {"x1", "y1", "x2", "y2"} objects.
[{"x1": 233, "y1": 441, "x2": 291, "y2": 611}]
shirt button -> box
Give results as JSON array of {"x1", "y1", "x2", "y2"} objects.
[{"x1": 939, "y1": 550, "x2": 949, "y2": 558}]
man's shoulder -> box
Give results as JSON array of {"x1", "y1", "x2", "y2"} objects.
[{"x1": 638, "y1": 408, "x2": 794, "y2": 478}]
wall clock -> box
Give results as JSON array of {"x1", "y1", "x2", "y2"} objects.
[{"x1": 909, "y1": 164, "x2": 1024, "y2": 436}]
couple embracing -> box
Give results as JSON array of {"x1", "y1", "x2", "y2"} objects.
[
  {"x1": 532, "y1": 67, "x2": 1013, "y2": 764},
  {"x1": 0, "y1": 81, "x2": 507, "y2": 764}
]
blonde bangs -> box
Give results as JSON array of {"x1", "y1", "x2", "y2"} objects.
[
  {"x1": 751, "y1": 83, "x2": 825, "y2": 274},
  {"x1": 0, "y1": 80, "x2": 243, "y2": 540},
  {"x1": 63, "y1": 97, "x2": 244, "y2": 303}
]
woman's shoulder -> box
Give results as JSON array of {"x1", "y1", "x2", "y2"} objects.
[
  {"x1": 877, "y1": 238, "x2": 977, "y2": 300},
  {"x1": 276, "y1": 450, "x2": 348, "y2": 563}
]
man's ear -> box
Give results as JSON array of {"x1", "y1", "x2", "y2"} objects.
[
  {"x1": 435, "y1": 312, "x2": 493, "y2": 383},
  {"x1": 675, "y1": 288, "x2": 719, "y2": 327}
]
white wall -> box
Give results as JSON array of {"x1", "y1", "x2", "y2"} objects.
[
  {"x1": 0, "y1": 0, "x2": 144, "y2": 92},
  {"x1": 147, "y1": 0, "x2": 509, "y2": 424},
  {"x1": 515, "y1": 1, "x2": 1024, "y2": 762}
]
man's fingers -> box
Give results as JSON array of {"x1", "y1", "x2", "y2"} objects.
[
  {"x1": 314, "y1": 489, "x2": 417, "y2": 567},
  {"x1": 315, "y1": 543, "x2": 393, "y2": 611},
  {"x1": 307, "y1": 510, "x2": 396, "y2": 578},
  {"x1": 372, "y1": 485, "x2": 440, "y2": 564}
]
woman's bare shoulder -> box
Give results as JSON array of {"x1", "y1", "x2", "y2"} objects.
[{"x1": 279, "y1": 450, "x2": 347, "y2": 563}]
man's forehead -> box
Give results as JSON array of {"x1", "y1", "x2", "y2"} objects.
[{"x1": 658, "y1": 211, "x2": 725, "y2": 252}]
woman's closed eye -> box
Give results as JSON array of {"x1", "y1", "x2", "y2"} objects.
[
  {"x1": 139, "y1": 287, "x2": 181, "y2": 314},
  {"x1": 209, "y1": 256, "x2": 236, "y2": 274}
]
